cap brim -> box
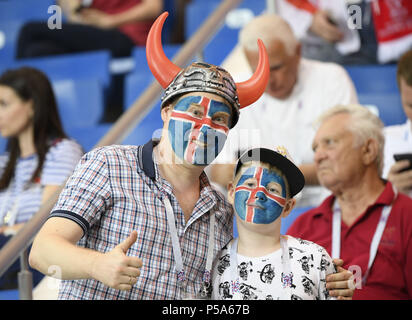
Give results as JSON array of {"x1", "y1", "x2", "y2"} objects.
[{"x1": 235, "y1": 148, "x2": 305, "y2": 197}]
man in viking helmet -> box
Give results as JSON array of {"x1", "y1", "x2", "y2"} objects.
[
  {"x1": 29, "y1": 12, "x2": 352, "y2": 300},
  {"x1": 28, "y1": 12, "x2": 270, "y2": 300}
]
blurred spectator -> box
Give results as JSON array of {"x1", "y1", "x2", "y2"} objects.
[
  {"x1": 383, "y1": 49, "x2": 412, "y2": 197},
  {"x1": 287, "y1": 104, "x2": 412, "y2": 300},
  {"x1": 16, "y1": 0, "x2": 163, "y2": 122},
  {"x1": 276, "y1": 0, "x2": 412, "y2": 64},
  {"x1": 0, "y1": 67, "x2": 83, "y2": 290},
  {"x1": 210, "y1": 13, "x2": 358, "y2": 208},
  {"x1": 16, "y1": 0, "x2": 163, "y2": 58}
]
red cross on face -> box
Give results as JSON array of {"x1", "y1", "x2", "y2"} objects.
[{"x1": 235, "y1": 166, "x2": 286, "y2": 223}]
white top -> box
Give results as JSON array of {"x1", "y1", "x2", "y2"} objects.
[
  {"x1": 211, "y1": 235, "x2": 336, "y2": 300},
  {"x1": 214, "y1": 58, "x2": 358, "y2": 207},
  {"x1": 383, "y1": 119, "x2": 412, "y2": 198},
  {"x1": 0, "y1": 138, "x2": 83, "y2": 225}
]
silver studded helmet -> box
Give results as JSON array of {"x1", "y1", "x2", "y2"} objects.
[
  {"x1": 146, "y1": 12, "x2": 269, "y2": 129},
  {"x1": 161, "y1": 62, "x2": 241, "y2": 126}
]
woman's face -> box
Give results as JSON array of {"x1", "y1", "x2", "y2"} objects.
[{"x1": 0, "y1": 85, "x2": 33, "y2": 138}]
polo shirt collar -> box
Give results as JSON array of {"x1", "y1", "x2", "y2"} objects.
[
  {"x1": 311, "y1": 180, "x2": 396, "y2": 218},
  {"x1": 141, "y1": 139, "x2": 158, "y2": 180},
  {"x1": 140, "y1": 139, "x2": 220, "y2": 203}
]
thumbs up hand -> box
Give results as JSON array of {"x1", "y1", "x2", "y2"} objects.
[{"x1": 91, "y1": 230, "x2": 142, "y2": 291}]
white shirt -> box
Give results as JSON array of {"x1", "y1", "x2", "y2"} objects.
[
  {"x1": 211, "y1": 235, "x2": 336, "y2": 300},
  {"x1": 214, "y1": 58, "x2": 358, "y2": 207},
  {"x1": 383, "y1": 119, "x2": 412, "y2": 198},
  {"x1": 0, "y1": 139, "x2": 83, "y2": 226}
]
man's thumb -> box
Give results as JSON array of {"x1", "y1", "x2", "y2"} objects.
[{"x1": 118, "y1": 230, "x2": 138, "y2": 253}]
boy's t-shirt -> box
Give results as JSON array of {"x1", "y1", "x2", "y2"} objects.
[{"x1": 211, "y1": 235, "x2": 337, "y2": 300}]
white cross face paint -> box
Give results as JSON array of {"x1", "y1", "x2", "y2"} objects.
[{"x1": 168, "y1": 95, "x2": 230, "y2": 165}]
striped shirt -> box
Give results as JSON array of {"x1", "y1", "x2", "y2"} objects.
[
  {"x1": 0, "y1": 139, "x2": 83, "y2": 225},
  {"x1": 49, "y1": 139, "x2": 233, "y2": 300}
]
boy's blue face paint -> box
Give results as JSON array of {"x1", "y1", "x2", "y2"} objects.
[
  {"x1": 168, "y1": 95, "x2": 230, "y2": 165},
  {"x1": 234, "y1": 166, "x2": 287, "y2": 224}
]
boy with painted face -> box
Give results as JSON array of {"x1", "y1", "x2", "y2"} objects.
[{"x1": 211, "y1": 147, "x2": 337, "y2": 300}]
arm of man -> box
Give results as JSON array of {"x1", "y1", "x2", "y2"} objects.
[
  {"x1": 29, "y1": 217, "x2": 142, "y2": 291},
  {"x1": 78, "y1": 0, "x2": 163, "y2": 29}
]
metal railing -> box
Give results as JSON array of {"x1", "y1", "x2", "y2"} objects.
[{"x1": 0, "y1": 0, "x2": 243, "y2": 299}]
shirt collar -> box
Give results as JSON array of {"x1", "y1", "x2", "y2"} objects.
[
  {"x1": 311, "y1": 180, "x2": 396, "y2": 218},
  {"x1": 140, "y1": 138, "x2": 220, "y2": 203},
  {"x1": 141, "y1": 139, "x2": 158, "y2": 180}
]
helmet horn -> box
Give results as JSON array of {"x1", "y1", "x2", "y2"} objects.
[
  {"x1": 236, "y1": 39, "x2": 269, "y2": 109},
  {"x1": 146, "y1": 12, "x2": 181, "y2": 88}
]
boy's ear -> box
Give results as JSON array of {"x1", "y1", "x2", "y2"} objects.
[{"x1": 281, "y1": 198, "x2": 296, "y2": 219}]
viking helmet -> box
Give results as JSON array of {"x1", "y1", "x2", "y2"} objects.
[{"x1": 146, "y1": 12, "x2": 269, "y2": 128}]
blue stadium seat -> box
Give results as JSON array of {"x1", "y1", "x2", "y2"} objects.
[
  {"x1": 0, "y1": 20, "x2": 24, "y2": 64},
  {"x1": 0, "y1": 0, "x2": 55, "y2": 22},
  {"x1": 0, "y1": 50, "x2": 112, "y2": 88},
  {"x1": 65, "y1": 124, "x2": 112, "y2": 152},
  {"x1": 345, "y1": 64, "x2": 399, "y2": 94},
  {"x1": 358, "y1": 93, "x2": 406, "y2": 126},
  {"x1": 131, "y1": 44, "x2": 182, "y2": 79},
  {"x1": 124, "y1": 72, "x2": 153, "y2": 109},
  {"x1": 122, "y1": 106, "x2": 163, "y2": 146},
  {"x1": 52, "y1": 78, "x2": 105, "y2": 129},
  {"x1": 185, "y1": 0, "x2": 266, "y2": 65}
]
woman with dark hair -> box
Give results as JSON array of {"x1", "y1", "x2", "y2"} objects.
[{"x1": 0, "y1": 67, "x2": 83, "y2": 290}]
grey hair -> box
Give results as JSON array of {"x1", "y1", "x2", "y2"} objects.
[
  {"x1": 314, "y1": 104, "x2": 385, "y2": 175},
  {"x1": 239, "y1": 13, "x2": 298, "y2": 56}
]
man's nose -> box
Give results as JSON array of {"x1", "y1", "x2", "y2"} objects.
[{"x1": 255, "y1": 190, "x2": 267, "y2": 202}]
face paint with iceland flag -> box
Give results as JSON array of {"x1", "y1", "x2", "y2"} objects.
[
  {"x1": 168, "y1": 95, "x2": 231, "y2": 165},
  {"x1": 234, "y1": 166, "x2": 287, "y2": 224}
]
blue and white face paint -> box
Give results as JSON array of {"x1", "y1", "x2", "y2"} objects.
[
  {"x1": 168, "y1": 95, "x2": 231, "y2": 166},
  {"x1": 234, "y1": 166, "x2": 287, "y2": 224}
]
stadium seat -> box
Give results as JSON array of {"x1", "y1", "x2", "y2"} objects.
[
  {"x1": 122, "y1": 105, "x2": 163, "y2": 147},
  {"x1": 0, "y1": 0, "x2": 55, "y2": 23},
  {"x1": 358, "y1": 92, "x2": 406, "y2": 126},
  {"x1": 345, "y1": 64, "x2": 399, "y2": 94},
  {"x1": 124, "y1": 72, "x2": 154, "y2": 109},
  {"x1": 65, "y1": 124, "x2": 112, "y2": 152},
  {"x1": 131, "y1": 44, "x2": 182, "y2": 79},
  {"x1": 52, "y1": 78, "x2": 104, "y2": 129},
  {"x1": 185, "y1": 0, "x2": 266, "y2": 65},
  {"x1": 1, "y1": 50, "x2": 112, "y2": 89},
  {"x1": 0, "y1": 20, "x2": 24, "y2": 64}
]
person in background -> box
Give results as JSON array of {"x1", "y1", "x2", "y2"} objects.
[
  {"x1": 16, "y1": 0, "x2": 163, "y2": 58},
  {"x1": 16, "y1": 0, "x2": 163, "y2": 123},
  {"x1": 0, "y1": 67, "x2": 84, "y2": 290},
  {"x1": 212, "y1": 147, "x2": 352, "y2": 300},
  {"x1": 276, "y1": 0, "x2": 412, "y2": 64},
  {"x1": 210, "y1": 13, "x2": 357, "y2": 208},
  {"x1": 287, "y1": 104, "x2": 412, "y2": 300},
  {"x1": 383, "y1": 49, "x2": 412, "y2": 198}
]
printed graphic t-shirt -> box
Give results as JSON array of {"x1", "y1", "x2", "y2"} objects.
[{"x1": 211, "y1": 235, "x2": 336, "y2": 300}]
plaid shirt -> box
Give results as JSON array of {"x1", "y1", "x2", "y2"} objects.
[{"x1": 49, "y1": 140, "x2": 233, "y2": 300}]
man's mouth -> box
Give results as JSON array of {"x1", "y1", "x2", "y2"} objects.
[{"x1": 247, "y1": 202, "x2": 264, "y2": 210}]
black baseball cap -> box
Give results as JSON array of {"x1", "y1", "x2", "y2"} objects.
[{"x1": 234, "y1": 147, "x2": 305, "y2": 197}]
